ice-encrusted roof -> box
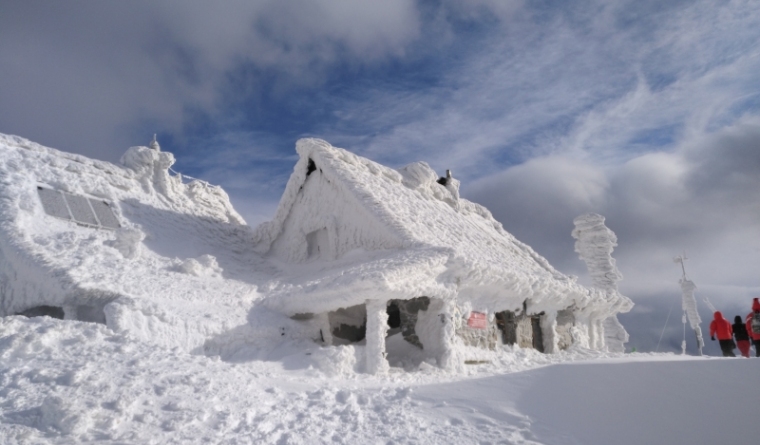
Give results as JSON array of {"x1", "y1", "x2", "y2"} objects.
[
  {"x1": 0, "y1": 133, "x2": 266, "y2": 350},
  {"x1": 259, "y1": 139, "x2": 628, "y2": 316},
  {"x1": 0, "y1": 133, "x2": 631, "y2": 342}
]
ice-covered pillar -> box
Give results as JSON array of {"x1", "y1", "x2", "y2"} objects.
[
  {"x1": 591, "y1": 317, "x2": 605, "y2": 350},
  {"x1": 437, "y1": 299, "x2": 462, "y2": 370},
  {"x1": 416, "y1": 298, "x2": 463, "y2": 371},
  {"x1": 316, "y1": 313, "x2": 333, "y2": 345},
  {"x1": 365, "y1": 299, "x2": 389, "y2": 375},
  {"x1": 573, "y1": 213, "x2": 629, "y2": 352},
  {"x1": 572, "y1": 214, "x2": 623, "y2": 292},
  {"x1": 541, "y1": 310, "x2": 558, "y2": 354},
  {"x1": 571, "y1": 315, "x2": 591, "y2": 349}
]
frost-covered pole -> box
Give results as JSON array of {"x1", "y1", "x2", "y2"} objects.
[
  {"x1": 573, "y1": 214, "x2": 623, "y2": 291},
  {"x1": 674, "y1": 255, "x2": 703, "y2": 356},
  {"x1": 572, "y1": 213, "x2": 628, "y2": 352}
]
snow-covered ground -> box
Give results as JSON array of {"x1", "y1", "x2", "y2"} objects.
[{"x1": 1, "y1": 315, "x2": 756, "y2": 445}]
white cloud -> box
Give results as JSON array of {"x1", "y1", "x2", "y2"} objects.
[
  {"x1": 2, "y1": 0, "x2": 758, "y2": 328},
  {"x1": 467, "y1": 117, "x2": 760, "y2": 308},
  {"x1": 0, "y1": 0, "x2": 421, "y2": 160}
]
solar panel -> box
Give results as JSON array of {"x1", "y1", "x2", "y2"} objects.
[
  {"x1": 89, "y1": 199, "x2": 120, "y2": 229},
  {"x1": 66, "y1": 193, "x2": 99, "y2": 226},
  {"x1": 37, "y1": 188, "x2": 71, "y2": 220},
  {"x1": 37, "y1": 186, "x2": 120, "y2": 229}
]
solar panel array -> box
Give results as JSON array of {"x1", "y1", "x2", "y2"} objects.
[{"x1": 37, "y1": 187, "x2": 120, "y2": 229}]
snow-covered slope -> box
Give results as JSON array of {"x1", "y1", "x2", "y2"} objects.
[{"x1": 1, "y1": 316, "x2": 756, "y2": 444}]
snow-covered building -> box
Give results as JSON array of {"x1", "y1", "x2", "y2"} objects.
[
  {"x1": 0, "y1": 133, "x2": 632, "y2": 374},
  {"x1": 253, "y1": 139, "x2": 633, "y2": 371},
  {"x1": 0, "y1": 133, "x2": 265, "y2": 352}
]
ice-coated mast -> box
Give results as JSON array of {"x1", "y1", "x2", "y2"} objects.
[{"x1": 674, "y1": 253, "x2": 704, "y2": 356}]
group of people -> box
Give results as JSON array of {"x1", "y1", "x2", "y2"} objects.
[{"x1": 709, "y1": 297, "x2": 760, "y2": 357}]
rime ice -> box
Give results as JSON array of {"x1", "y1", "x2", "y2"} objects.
[{"x1": 0, "y1": 134, "x2": 632, "y2": 373}]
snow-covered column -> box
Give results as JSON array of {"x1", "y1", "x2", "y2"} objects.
[
  {"x1": 591, "y1": 317, "x2": 605, "y2": 350},
  {"x1": 540, "y1": 311, "x2": 558, "y2": 354},
  {"x1": 417, "y1": 298, "x2": 463, "y2": 371},
  {"x1": 438, "y1": 299, "x2": 462, "y2": 371},
  {"x1": 587, "y1": 317, "x2": 597, "y2": 349},
  {"x1": 570, "y1": 316, "x2": 591, "y2": 349},
  {"x1": 316, "y1": 313, "x2": 333, "y2": 345},
  {"x1": 365, "y1": 299, "x2": 389, "y2": 375}
]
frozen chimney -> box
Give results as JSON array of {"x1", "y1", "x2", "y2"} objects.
[
  {"x1": 149, "y1": 134, "x2": 161, "y2": 151},
  {"x1": 437, "y1": 169, "x2": 453, "y2": 186}
]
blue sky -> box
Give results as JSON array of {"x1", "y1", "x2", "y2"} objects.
[{"x1": 2, "y1": 0, "x2": 760, "y2": 354}]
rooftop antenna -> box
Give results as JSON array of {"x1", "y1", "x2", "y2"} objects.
[
  {"x1": 437, "y1": 169, "x2": 452, "y2": 186},
  {"x1": 149, "y1": 134, "x2": 161, "y2": 151}
]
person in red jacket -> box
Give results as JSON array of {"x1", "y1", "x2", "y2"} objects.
[
  {"x1": 745, "y1": 298, "x2": 760, "y2": 357},
  {"x1": 710, "y1": 311, "x2": 735, "y2": 357}
]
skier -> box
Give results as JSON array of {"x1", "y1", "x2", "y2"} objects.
[
  {"x1": 732, "y1": 315, "x2": 751, "y2": 358},
  {"x1": 745, "y1": 298, "x2": 760, "y2": 357},
  {"x1": 709, "y1": 311, "x2": 735, "y2": 357}
]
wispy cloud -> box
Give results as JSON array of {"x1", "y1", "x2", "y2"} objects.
[
  {"x1": 310, "y1": 0, "x2": 760, "y2": 179},
  {"x1": 2, "y1": 0, "x2": 759, "y2": 345},
  {"x1": 0, "y1": 0, "x2": 422, "y2": 160},
  {"x1": 468, "y1": 115, "x2": 760, "y2": 305}
]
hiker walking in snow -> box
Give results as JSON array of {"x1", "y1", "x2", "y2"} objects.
[
  {"x1": 745, "y1": 298, "x2": 760, "y2": 357},
  {"x1": 732, "y1": 316, "x2": 751, "y2": 358},
  {"x1": 709, "y1": 311, "x2": 735, "y2": 357}
]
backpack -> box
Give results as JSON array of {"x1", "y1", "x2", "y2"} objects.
[{"x1": 752, "y1": 313, "x2": 760, "y2": 335}]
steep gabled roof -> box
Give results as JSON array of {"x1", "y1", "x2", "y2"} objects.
[{"x1": 261, "y1": 139, "x2": 628, "y2": 316}]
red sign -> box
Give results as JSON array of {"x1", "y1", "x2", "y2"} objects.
[{"x1": 467, "y1": 311, "x2": 487, "y2": 329}]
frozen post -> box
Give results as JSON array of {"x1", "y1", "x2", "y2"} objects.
[
  {"x1": 365, "y1": 299, "x2": 389, "y2": 375},
  {"x1": 674, "y1": 254, "x2": 704, "y2": 356}
]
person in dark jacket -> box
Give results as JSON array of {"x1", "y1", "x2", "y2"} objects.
[
  {"x1": 709, "y1": 311, "x2": 735, "y2": 357},
  {"x1": 746, "y1": 297, "x2": 760, "y2": 357},
  {"x1": 732, "y1": 315, "x2": 751, "y2": 358}
]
